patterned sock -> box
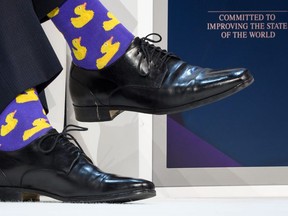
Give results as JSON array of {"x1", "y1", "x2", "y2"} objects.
[
  {"x1": 48, "y1": 0, "x2": 134, "y2": 70},
  {"x1": 0, "y1": 88, "x2": 53, "y2": 151}
]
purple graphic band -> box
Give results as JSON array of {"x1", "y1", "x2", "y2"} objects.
[{"x1": 167, "y1": 117, "x2": 241, "y2": 168}]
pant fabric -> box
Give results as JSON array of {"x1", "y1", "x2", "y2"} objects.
[{"x1": 0, "y1": 0, "x2": 68, "y2": 113}]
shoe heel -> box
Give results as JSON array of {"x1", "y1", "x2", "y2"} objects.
[
  {"x1": 0, "y1": 188, "x2": 40, "y2": 202},
  {"x1": 0, "y1": 188, "x2": 22, "y2": 201},
  {"x1": 74, "y1": 105, "x2": 123, "y2": 122}
]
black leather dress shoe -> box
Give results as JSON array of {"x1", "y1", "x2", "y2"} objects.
[
  {"x1": 0, "y1": 125, "x2": 155, "y2": 203},
  {"x1": 70, "y1": 33, "x2": 254, "y2": 122}
]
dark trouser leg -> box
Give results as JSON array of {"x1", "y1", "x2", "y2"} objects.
[
  {"x1": 32, "y1": 0, "x2": 68, "y2": 23},
  {"x1": 0, "y1": 0, "x2": 63, "y2": 113}
]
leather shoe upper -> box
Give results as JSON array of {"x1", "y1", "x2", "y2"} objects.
[
  {"x1": 0, "y1": 126, "x2": 154, "y2": 198},
  {"x1": 70, "y1": 33, "x2": 253, "y2": 113}
]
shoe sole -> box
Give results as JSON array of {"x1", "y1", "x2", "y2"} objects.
[
  {"x1": 74, "y1": 71, "x2": 254, "y2": 122},
  {"x1": 0, "y1": 187, "x2": 156, "y2": 203}
]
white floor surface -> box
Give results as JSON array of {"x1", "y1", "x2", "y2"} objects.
[{"x1": 1, "y1": 195, "x2": 288, "y2": 216}]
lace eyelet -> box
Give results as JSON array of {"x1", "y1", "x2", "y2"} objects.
[{"x1": 138, "y1": 70, "x2": 150, "y2": 77}]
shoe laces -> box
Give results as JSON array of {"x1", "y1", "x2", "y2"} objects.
[
  {"x1": 38, "y1": 125, "x2": 92, "y2": 164},
  {"x1": 137, "y1": 33, "x2": 177, "y2": 75}
]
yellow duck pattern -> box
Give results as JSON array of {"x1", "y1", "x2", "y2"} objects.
[
  {"x1": 71, "y1": 2, "x2": 94, "y2": 28},
  {"x1": 16, "y1": 88, "x2": 39, "y2": 104},
  {"x1": 103, "y1": 12, "x2": 120, "y2": 31},
  {"x1": 96, "y1": 36, "x2": 120, "y2": 70},
  {"x1": 72, "y1": 37, "x2": 87, "y2": 60},
  {"x1": 47, "y1": 7, "x2": 60, "y2": 19},
  {"x1": 23, "y1": 118, "x2": 51, "y2": 141},
  {"x1": 0, "y1": 111, "x2": 18, "y2": 137}
]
